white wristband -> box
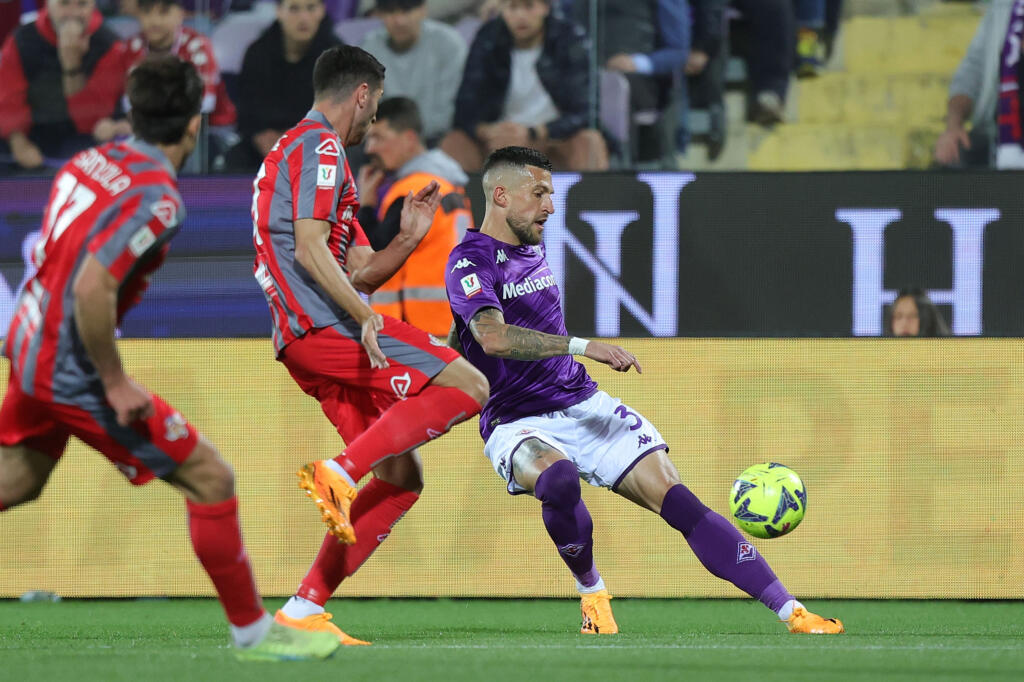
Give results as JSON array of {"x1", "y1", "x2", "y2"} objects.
[{"x1": 568, "y1": 337, "x2": 590, "y2": 356}]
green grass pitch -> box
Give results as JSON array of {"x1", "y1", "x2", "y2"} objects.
[{"x1": 1, "y1": 599, "x2": 1021, "y2": 681}]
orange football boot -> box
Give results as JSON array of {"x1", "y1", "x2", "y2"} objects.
[
  {"x1": 274, "y1": 609, "x2": 371, "y2": 646},
  {"x1": 297, "y1": 461, "x2": 357, "y2": 544},
  {"x1": 785, "y1": 607, "x2": 844, "y2": 634},
  {"x1": 580, "y1": 589, "x2": 619, "y2": 634}
]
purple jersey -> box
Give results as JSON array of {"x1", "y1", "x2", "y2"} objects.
[{"x1": 445, "y1": 229, "x2": 597, "y2": 441}]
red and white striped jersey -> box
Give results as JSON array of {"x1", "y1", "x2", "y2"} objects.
[
  {"x1": 251, "y1": 109, "x2": 369, "y2": 355},
  {"x1": 2, "y1": 139, "x2": 184, "y2": 405}
]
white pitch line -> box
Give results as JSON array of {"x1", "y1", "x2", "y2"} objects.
[{"x1": 368, "y1": 643, "x2": 1024, "y2": 653}]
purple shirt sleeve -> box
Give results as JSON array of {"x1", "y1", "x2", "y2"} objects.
[{"x1": 445, "y1": 250, "x2": 502, "y2": 324}]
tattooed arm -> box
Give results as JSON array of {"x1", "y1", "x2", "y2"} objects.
[
  {"x1": 467, "y1": 308, "x2": 642, "y2": 372},
  {"x1": 446, "y1": 321, "x2": 464, "y2": 356}
]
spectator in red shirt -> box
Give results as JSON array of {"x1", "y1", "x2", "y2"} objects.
[
  {"x1": 0, "y1": 0, "x2": 128, "y2": 170},
  {"x1": 121, "y1": 0, "x2": 236, "y2": 127}
]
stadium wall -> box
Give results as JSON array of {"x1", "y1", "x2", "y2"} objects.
[
  {"x1": 4, "y1": 172, "x2": 1024, "y2": 338},
  {"x1": 1, "y1": 339, "x2": 1020, "y2": 599}
]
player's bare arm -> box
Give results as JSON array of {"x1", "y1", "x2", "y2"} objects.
[
  {"x1": 469, "y1": 308, "x2": 642, "y2": 372},
  {"x1": 348, "y1": 181, "x2": 441, "y2": 293},
  {"x1": 446, "y1": 321, "x2": 464, "y2": 355},
  {"x1": 294, "y1": 217, "x2": 388, "y2": 369},
  {"x1": 72, "y1": 255, "x2": 154, "y2": 425}
]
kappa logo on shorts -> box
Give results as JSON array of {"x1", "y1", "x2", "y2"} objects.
[
  {"x1": 315, "y1": 138, "x2": 341, "y2": 156},
  {"x1": 164, "y1": 413, "x2": 189, "y2": 442},
  {"x1": 390, "y1": 372, "x2": 412, "y2": 399},
  {"x1": 737, "y1": 542, "x2": 757, "y2": 564},
  {"x1": 637, "y1": 433, "x2": 652, "y2": 447}
]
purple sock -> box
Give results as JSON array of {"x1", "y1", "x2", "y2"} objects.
[
  {"x1": 660, "y1": 484, "x2": 793, "y2": 613},
  {"x1": 533, "y1": 459, "x2": 600, "y2": 588}
]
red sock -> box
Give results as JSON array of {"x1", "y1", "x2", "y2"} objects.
[
  {"x1": 296, "y1": 478, "x2": 419, "y2": 605},
  {"x1": 186, "y1": 497, "x2": 265, "y2": 627},
  {"x1": 333, "y1": 385, "x2": 480, "y2": 482}
]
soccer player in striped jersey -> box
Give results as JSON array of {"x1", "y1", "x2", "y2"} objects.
[
  {"x1": 444, "y1": 146, "x2": 844, "y2": 636},
  {"x1": 0, "y1": 55, "x2": 339, "y2": 662},
  {"x1": 250, "y1": 45, "x2": 488, "y2": 643}
]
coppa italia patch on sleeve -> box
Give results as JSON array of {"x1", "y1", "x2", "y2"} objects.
[
  {"x1": 317, "y1": 164, "x2": 337, "y2": 188},
  {"x1": 460, "y1": 273, "x2": 481, "y2": 297}
]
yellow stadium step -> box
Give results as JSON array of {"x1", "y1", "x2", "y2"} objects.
[
  {"x1": 796, "y1": 72, "x2": 950, "y2": 127},
  {"x1": 746, "y1": 123, "x2": 942, "y2": 171},
  {"x1": 842, "y1": 7, "x2": 982, "y2": 76}
]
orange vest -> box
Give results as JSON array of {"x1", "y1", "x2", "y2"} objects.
[{"x1": 369, "y1": 171, "x2": 472, "y2": 336}]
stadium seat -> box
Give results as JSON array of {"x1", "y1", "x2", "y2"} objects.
[
  {"x1": 454, "y1": 15, "x2": 481, "y2": 45},
  {"x1": 211, "y1": 8, "x2": 276, "y2": 75},
  {"x1": 334, "y1": 16, "x2": 381, "y2": 46},
  {"x1": 599, "y1": 69, "x2": 631, "y2": 164}
]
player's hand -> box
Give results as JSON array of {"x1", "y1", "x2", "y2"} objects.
[
  {"x1": 105, "y1": 376, "x2": 155, "y2": 427},
  {"x1": 934, "y1": 127, "x2": 969, "y2": 166},
  {"x1": 360, "y1": 312, "x2": 389, "y2": 369},
  {"x1": 357, "y1": 164, "x2": 386, "y2": 209},
  {"x1": 398, "y1": 180, "x2": 441, "y2": 243},
  {"x1": 93, "y1": 117, "x2": 119, "y2": 142},
  {"x1": 583, "y1": 341, "x2": 643, "y2": 374}
]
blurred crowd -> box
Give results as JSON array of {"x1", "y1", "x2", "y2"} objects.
[{"x1": 0, "y1": 0, "x2": 844, "y2": 175}]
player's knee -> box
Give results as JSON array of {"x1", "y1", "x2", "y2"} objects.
[
  {"x1": 0, "y1": 481, "x2": 44, "y2": 509},
  {"x1": 534, "y1": 459, "x2": 581, "y2": 507},
  {"x1": 373, "y1": 451, "x2": 424, "y2": 493},
  {"x1": 175, "y1": 440, "x2": 235, "y2": 504}
]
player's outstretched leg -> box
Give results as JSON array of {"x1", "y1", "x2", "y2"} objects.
[
  {"x1": 170, "y1": 437, "x2": 342, "y2": 660},
  {"x1": 281, "y1": 453, "x2": 423, "y2": 644},
  {"x1": 514, "y1": 440, "x2": 618, "y2": 635},
  {"x1": 302, "y1": 358, "x2": 486, "y2": 543},
  {"x1": 617, "y1": 450, "x2": 843, "y2": 634}
]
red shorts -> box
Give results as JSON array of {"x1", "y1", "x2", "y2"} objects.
[
  {"x1": 280, "y1": 318, "x2": 461, "y2": 445},
  {"x1": 0, "y1": 372, "x2": 198, "y2": 485}
]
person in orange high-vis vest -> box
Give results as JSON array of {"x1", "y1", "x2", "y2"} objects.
[{"x1": 357, "y1": 97, "x2": 472, "y2": 337}]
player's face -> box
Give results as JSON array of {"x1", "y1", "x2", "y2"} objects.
[
  {"x1": 277, "y1": 0, "x2": 325, "y2": 44},
  {"x1": 347, "y1": 86, "x2": 383, "y2": 146},
  {"x1": 890, "y1": 296, "x2": 920, "y2": 337},
  {"x1": 138, "y1": 3, "x2": 184, "y2": 51},
  {"x1": 379, "y1": 4, "x2": 427, "y2": 50},
  {"x1": 48, "y1": 0, "x2": 94, "y2": 28},
  {"x1": 501, "y1": 0, "x2": 549, "y2": 45},
  {"x1": 505, "y1": 166, "x2": 553, "y2": 246}
]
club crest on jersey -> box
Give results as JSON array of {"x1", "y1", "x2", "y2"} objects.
[
  {"x1": 461, "y1": 273, "x2": 482, "y2": 298},
  {"x1": 390, "y1": 372, "x2": 411, "y2": 399},
  {"x1": 150, "y1": 199, "x2": 177, "y2": 228},
  {"x1": 737, "y1": 542, "x2": 757, "y2": 564},
  {"x1": 342, "y1": 206, "x2": 353, "y2": 222},
  {"x1": 315, "y1": 138, "x2": 341, "y2": 156},
  {"x1": 164, "y1": 413, "x2": 189, "y2": 442},
  {"x1": 317, "y1": 163, "x2": 337, "y2": 188},
  {"x1": 128, "y1": 226, "x2": 157, "y2": 257},
  {"x1": 450, "y1": 258, "x2": 475, "y2": 272},
  {"x1": 495, "y1": 249, "x2": 508, "y2": 264}
]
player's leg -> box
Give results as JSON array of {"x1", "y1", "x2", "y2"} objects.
[
  {"x1": 486, "y1": 422, "x2": 617, "y2": 635},
  {"x1": 58, "y1": 396, "x2": 338, "y2": 660},
  {"x1": 0, "y1": 445, "x2": 58, "y2": 509},
  {"x1": 615, "y1": 450, "x2": 843, "y2": 634}
]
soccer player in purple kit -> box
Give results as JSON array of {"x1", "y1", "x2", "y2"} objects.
[{"x1": 444, "y1": 146, "x2": 844, "y2": 636}]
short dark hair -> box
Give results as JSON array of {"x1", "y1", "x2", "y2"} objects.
[
  {"x1": 482, "y1": 146, "x2": 553, "y2": 176},
  {"x1": 127, "y1": 55, "x2": 202, "y2": 145},
  {"x1": 884, "y1": 287, "x2": 952, "y2": 338},
  {"x1": 374, "y1": 97, "x2": 422, "y2": 135},
  {"x1": 136, "y1": 0, "x2": 182, "y2": 12},
  {"x1": 375, "y1": 0, "x2": 424, "y2": 11},
  {"x1": 313, "y1": 45, "x2": 386, "y2": 102}
]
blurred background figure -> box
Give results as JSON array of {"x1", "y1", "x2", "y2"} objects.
[
  {"x1": 441, "y1": 0, "x2": 608, "y2": 172},
  {"x1": 0, "y1": 0, "x2": 128, "y2": 171},
  {"x1": 358, "y1": 97, "x2": 471, "y2": 337},
  {"x1": 361, "y1": 0, "x2": 467, "y2": 145},
  {"x1": 935, "y1": 0, "x2": 1014, "y2": 170},
  {"x1": 884, "y1": 288, "x2": 951, "y2": 338},
  {"x1": 225, "y1": 0, "x2": 341, "y2": 172}
]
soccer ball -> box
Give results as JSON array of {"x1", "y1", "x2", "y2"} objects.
[{"x1": 729, "y1": 462, "x2": 806, "y2": 539}]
